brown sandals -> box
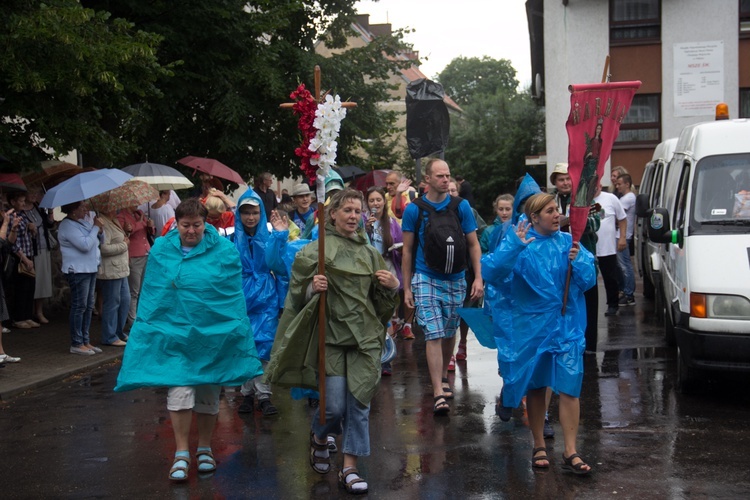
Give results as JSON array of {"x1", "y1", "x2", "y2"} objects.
[{"x1": 309, "y1": 432, "x2": 331, "y2": 474}]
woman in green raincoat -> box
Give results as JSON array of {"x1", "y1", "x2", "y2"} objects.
[{"x1": 266, "y1": 189, "x2": 399, "y2": 494}]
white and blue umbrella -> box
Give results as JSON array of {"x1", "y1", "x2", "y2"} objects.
[
  {"x1": 122, "y1": 162, "x2": 194, "y2": 190},
  {"x1": 39, "y1": 169, "x2": 133, "y2": 208}
]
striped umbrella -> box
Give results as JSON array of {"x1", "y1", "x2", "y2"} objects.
[{"x1": 90, "y1": 180, "x2": 158, "y2": 214}]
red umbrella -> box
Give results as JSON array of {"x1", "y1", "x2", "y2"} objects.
[
  {"x1": 354, "y1": 169, "x2": 391, "y2": 194},
  {"x1": 0, "y1": 173, "x2": 27, "y2": 192},
  {"x1": 177, "y1": 156, "x2": 245, "y2": 185},
  {"x1": 23, "y1": 161, "x2": 83, "y2": 189}
]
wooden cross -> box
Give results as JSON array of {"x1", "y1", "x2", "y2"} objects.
[{"x1": 280, "y1": 65, "x2": 356, "y2": 424}]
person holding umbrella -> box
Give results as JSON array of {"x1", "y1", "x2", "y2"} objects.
[
  {"x1": 97, "y1": 207, "x2": 130, "y2": 347},
  {"x1": 58, "y1": 201, "x2": 105, "y2": 355}
]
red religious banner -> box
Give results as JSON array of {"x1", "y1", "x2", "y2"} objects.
[{"x1": 565, "y1": 81, "x2": 641, "y2": 243}]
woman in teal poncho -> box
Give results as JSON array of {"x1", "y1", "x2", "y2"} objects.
[
  {"x1": 482, "y1": 193, "x2": 596, "y2": 475},
  {"x1": 265, "y1": 189, "x2": 399, "y2": 494},
  {"x1": 115, "y1": 199, "x2": 262, "y2": 482}
]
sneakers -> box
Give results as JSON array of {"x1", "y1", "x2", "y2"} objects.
[
  {"x1": 70, "y1": 346, "x2": 95, "y2": 356},
  {"x1": 604, "y1": 306, "x2": 618, "y2": 316},
  {"x1": 543, "y1": 418, "x2": 555, "y2": 439},
  {"x1": 447, "y1": 355, "x2": 456, "y2": 372},
  {"x1": 618, "y1": 295, "x2": 636, "y2": 306},
  {"x1": 401, "y1": 324, "x2": 415, "y2": 340},
  {"x1": 327, "y1": 435, "x2": 338, "y2": 453},
  {"x1": 258, "y1": 399, "x2": 278, "y2": 416},
  {"x1": 2, "y1": 327, "x2": 10, "y2": 334},
  {"x1": 0, "y1": 354, "x2": 20, "y2": 363},
  {"x1": 238, "y1": 394, "x2": 254, "y2": 413}
]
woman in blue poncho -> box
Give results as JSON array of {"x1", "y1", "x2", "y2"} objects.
[
  {"x1": 482, "y1": 193, "x2": 596, "y2": 475},
  {"x1": 115, "y1": 199, "x2": 262, "y2": 482}
]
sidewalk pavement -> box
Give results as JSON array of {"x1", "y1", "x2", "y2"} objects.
[{"x1": 0, "y1": 313, "x2": 123, "y2": 401}]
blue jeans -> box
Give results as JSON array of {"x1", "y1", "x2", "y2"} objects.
[
  {"x1": 66, "y1": 273, "x2": 97, "y2": 347},
  {"x1": 98, "y1": 277, "x2": 130, "y2": 344},
  {"x1": 617, "y1": 239, "x2": 635, "y2": 297},
  {"x1": 311, "y1": 376, "x2": 370, "y2": 456}
]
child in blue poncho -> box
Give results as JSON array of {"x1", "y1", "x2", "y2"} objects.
[
  {"x1": 233, "y1": 189, "x2": 290, "y2": 417},
  {"x1": 482, "y1": 193, "x2": 596, "y2": 475}
]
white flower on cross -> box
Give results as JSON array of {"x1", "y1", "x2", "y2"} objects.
[{"x1": 308, "y1": 94, "x2": 347, "y2": 176}]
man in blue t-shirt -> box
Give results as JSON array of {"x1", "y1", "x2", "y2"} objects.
[{"x1": 402, "y1": 159, "x2": 484, "y2": 416}]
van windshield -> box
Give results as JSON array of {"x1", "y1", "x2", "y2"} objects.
[{"x1": 691, "y1": 153, "x2": 750, "y2": 234}]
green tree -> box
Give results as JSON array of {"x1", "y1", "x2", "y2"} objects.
[
  {"x1": 81, "y1": 0, "x2": 412, "y2": 182},
  {"x1": 438, "y1": 56, "x2": 519, "y2": 106},
  {"x1": 439, "y1": 57, "x2": 545, "y2": 219},
  {"x1": 0, "y1": 0, "x2": 170, "y2": 171}
]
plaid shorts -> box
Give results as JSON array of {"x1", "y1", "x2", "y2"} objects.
[{"x1": 412, "y1": 273, "x2": 466, "y2": 341}]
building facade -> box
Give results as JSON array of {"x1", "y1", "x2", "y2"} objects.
[{"x1": 527, "y1": 0, "x2": 750, "y2": 187}]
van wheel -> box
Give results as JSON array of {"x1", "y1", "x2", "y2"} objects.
[
  {"x1": 676, "y1": 346, "x2": 699, "y2": 394},
  {"x1": 664, "y1": 297, "x2": 676, "y2": 347}
]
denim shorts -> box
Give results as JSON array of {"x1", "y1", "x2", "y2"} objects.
[{"x1": 412, "y1": 273, "x2": 466, "y2": 341}]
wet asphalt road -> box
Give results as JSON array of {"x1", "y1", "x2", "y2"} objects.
[{"x1": 1, "y1": 289, "x2": 750, "y2": 499}]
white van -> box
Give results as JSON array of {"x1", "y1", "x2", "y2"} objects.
[
  {"x1": 641, "y1": 118, "x2": 750, "y2": 392},
  {"x1": 635, "y1": 138, "x2": 677, "y2": 305}
]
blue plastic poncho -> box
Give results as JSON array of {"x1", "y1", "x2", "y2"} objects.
[
  {"x1": 234, "y1": 189, "x2": 289, "y2": 361},
  {"x1": 478, "y1": 174, "x2": 543, "y2": 365},
  {"x1": 481, "y1": 226, "x2": 596, "y2": 408},
  {"x1": 115, "y1": 224, "x2": 262, "y2": 391}
]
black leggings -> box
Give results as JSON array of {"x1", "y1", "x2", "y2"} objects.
[
  {"x1": 597, "y1": 254, "x2": 621, "y2": 307},
  {"x1": 12, "y1": 272, "x2": 35, "y2": 322}
]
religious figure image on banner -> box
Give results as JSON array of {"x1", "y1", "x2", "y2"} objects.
[
  {"x1": 575, "y1": 118, "x2": 604, "y2": 207},
  {"x1": 565, "y1": 81, "x2": 641, "y2": 243}
]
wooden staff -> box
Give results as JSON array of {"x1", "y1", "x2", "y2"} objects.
[{"x1": 280, "y1": 65, "x2": 356, "y2": 424}]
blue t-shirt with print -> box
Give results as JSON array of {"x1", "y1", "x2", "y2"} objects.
[
  {"x1": 402, "y1": 196, "x2": 477, "y2": 281},
  {"x1": 290, "y1": 207, "x2": 315, "y2": 232}
]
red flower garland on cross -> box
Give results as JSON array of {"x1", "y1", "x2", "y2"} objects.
[{"x1": 290, "y1": 84, "x2": 321, "y2": 182}]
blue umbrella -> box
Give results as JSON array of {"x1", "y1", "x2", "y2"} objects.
[{"x1": 39, "y1": 169, "x2": 132, "y2": 208}]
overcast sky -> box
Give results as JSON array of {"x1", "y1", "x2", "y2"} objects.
[{"x1": 354, "y1": 0, "x2": 532, "y2": 88}]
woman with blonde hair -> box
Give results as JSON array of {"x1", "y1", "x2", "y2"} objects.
[
  {"x1": 204, "y1": 195, "x2": 235, "y2": 236},
  {"x1": 266, "y1": 189, "x2": 399, "y2": 494},
  {"x1": 482, "y1": 192, "x2": 596, "y2": 475}
]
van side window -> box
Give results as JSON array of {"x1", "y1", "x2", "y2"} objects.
[
  {"x1": 651, "y1": 163, "x2": 663, "y2": 208},
  {"x1": 673, "y1": 162, "x2": 691, "y2": 231}
]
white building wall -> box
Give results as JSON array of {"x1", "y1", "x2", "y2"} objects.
[
  {"x1": 543, "y1": 0, "x2": 610, "y2": 188},
  {"x1": 541, "y1": 0, "x2": 741, "y2": 188},
  {"x1": 661, "y1": 0, "x2": 739, "y2": 139}
]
